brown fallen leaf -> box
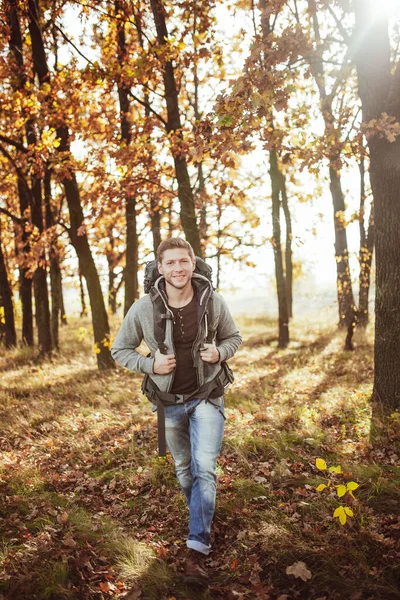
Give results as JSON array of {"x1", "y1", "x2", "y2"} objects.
[{"x1": 286, "y1": 560, "x2": 312, "y2": 582}]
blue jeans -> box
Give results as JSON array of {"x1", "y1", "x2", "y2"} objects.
[{"x1": 165, "y1": 397, "x2": 225, "y2": 555}]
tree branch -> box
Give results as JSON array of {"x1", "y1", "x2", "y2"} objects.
[
  {"x1": 0, "y1": 143, "x2": 31, "y2": 193},
  {"x1": 53, "y1": 24, "x2": 97, "y2": 68},
  {"x1": 0, "y1": 134, "x2": 28, "y2": 153},
  {"x1": 0, "y1": 207, "x2": 22, "y2": 224},
  {"x1": 128, "y1": 90, "x2": 167, "y2": 125}
]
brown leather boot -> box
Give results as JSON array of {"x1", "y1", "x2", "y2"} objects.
[{"x1": 183, "y1": 549, "x2": 209, "y2": 586}]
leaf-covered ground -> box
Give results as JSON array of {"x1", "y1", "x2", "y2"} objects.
[{"x1": 0, "y1": 314, "x2": 399, "y2": 600}]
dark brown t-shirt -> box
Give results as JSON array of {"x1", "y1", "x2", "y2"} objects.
[{"x1": 169, "y1": 292, "x2": 198, "y2": 395}]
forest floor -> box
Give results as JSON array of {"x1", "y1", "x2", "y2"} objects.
[{"x1": 0, "y1": 314, "x2": 399, "y2": 600}]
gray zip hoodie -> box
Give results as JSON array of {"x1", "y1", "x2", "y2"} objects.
[{"x1": 111, "y1": 273, "x2": 242, "y2": 394}]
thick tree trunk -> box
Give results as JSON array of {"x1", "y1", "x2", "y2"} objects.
[
  {"x1": 270, "y1": 150, "x2": 289, "y2": 348},
  {"x1": 27, "y1": 0, "x2": 113, "y2": 368},
  {"x1": 62, "y1": 170, "x2": 113, "y2": 368},
  {"x1": 354, "y1": 1, "x2": 400, "y2": 411},
  {"x1": 0, "y1": 239, "x2": 17, "y2": 347},
  {"x1": 149, "y1": 0, "x2": 202, "y2": 256}
]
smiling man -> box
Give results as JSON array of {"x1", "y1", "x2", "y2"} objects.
[{"x1": 111, "y1": 238, "x2": 242, "y2": 586}]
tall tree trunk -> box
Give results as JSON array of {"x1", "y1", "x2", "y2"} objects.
[
  {"x1": 79, "y1": 269, "x2": 87, "y2": 318},
  {"x1": 133, "y1": 7, "x2": 162, "y2": 257},
  {"x1": 115, "y1": 2, "x2": 139, "y2": 314},
  {"x1": 149, "y1": 0, "x2": 202, "y2": 256},
  {"x1": 329, "y1": 164, "x2": 355, "y2": 327},
  {"x1": 280, "y1": 173, "x2": 293, "y2": 318},
  {"x1": 193, "y1": 12, "x2": 208, "y2": 254},
  {"x1": 0, "y1": 237, "x2": 17, "y2": 348},
  {"x1": 150, "y1": 198, "x2": 162, "y2": 256},
  {"x1": 27, "y1": 0, "x2": 113, "y2": 368},
  {"x1": 270, "y1": 150, "x2": 289, "y2": 348},
  {"x1": 17, "y1": 182, "x2": 34, "y2": 346},
  {"x1": 307, "y1": 1, "x2": 355, "y2": 327},
  {"x1": 354, "y1": 1, "x2": 400, "y2": 411},
  {"x1": 44, "y1": 167, "x2": 61, "y2": 349},
  {"x1": 29, "y1": 167, "x2": 52, "y2": 354},
  {"x1": 7, "y1": 0, "x2": 33, "y2": 346},
  {"x1": 59, "y1": 272, "x2": 67, "y2": 325},
  {"x1": 358, "y1": 153, "x2": 374, "y2": 328}
]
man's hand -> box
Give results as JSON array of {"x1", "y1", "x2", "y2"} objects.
[
  {"x1": 200, "y1": 342, "x2": 220, "y2": 364},
  {"x1": 153, "y1": 349, "x2": 176, "y2": 374}
]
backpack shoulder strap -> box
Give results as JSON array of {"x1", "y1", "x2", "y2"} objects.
[
  {"x1": 149, "y1": 287, "x2": 171, "y2": 355},
  {"x1": 204, "y1": 290, "x2": 215, "y2": 344}
]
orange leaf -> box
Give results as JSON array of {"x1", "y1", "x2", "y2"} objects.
[
  {"x1": 99, "y1": 582, "x2": 110, "y2": 592},
  {"x1": 230, "y1": 559, "x2": 239, "y2": 569}
]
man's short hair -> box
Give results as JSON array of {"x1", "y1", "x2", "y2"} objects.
[{"x1": 157, "y1": 238, "x2": 196, "y2": 263}]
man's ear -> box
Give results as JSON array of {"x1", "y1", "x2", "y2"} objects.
[
  {"x1": 192, "y1": 257, "x2": 196, "y2": 272},
  {"x1": 157, "y1": 262, "x2": 163, "y2": 274}
]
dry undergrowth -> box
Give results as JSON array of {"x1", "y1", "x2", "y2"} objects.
[{"x1": 0, "y1": 312, "x2": 399, "y2": 600}]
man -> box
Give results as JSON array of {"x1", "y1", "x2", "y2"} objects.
[{"x1": 111, "y1": 238, "x2": 242, "y2": 586}]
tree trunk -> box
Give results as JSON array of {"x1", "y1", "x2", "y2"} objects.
[
  {"x1": 133, "y1": 7, "x2": 162, "y2": 258},
  {"x1": 354, "y1": 1, "x2": 400, "y2": 411},
  {"x1": 115, "y1": 5, "x2": 139, "y2": 315},
  {"x1": 358, "y1": 154, "x2": 374, "y2": 328},
  {"x1": 329, "y1": 165, "x2": 356, "y2": 327},
  {"x1": 59, "y1": 272, "x2": 67, "y2": 325},
  {"x1": 79, "y1": 269, "x2": 87, "y2": 318},
  {"x1": 7, "y1": 0, "x2": 33, "y2": 346},
  {"x1": 16, "y1": 182, "x2": 34, "y2": 346},
  {"x1": 0, "y1": 238, "x2": 17, "y2": 348},
  {"x1": 280, "y1": 173, "x2": 293, "y2": 319},
  {"x1": 124, "y1": 194, "x2": 138, "y2": 315},
  {"x1": 27, "y1": 0, "x2": 113, "y2": 368},
  {"x1": 30, "y1": 168, "x2": 52, "y2": 354},
  {"x1": 44, "y1": 167, "x2": 60, "y2": 349},
  {"x1": 149, "y1": 0, "x2": 202, "y2": 256},
  {"x1": 150, "y1": 199, "x2": 162, "y2": 257},
  {"x1": 270, "y1": 150, "x2": 289, "y2": 348},
  {"x1": 307, "y1": 1, "x2": 355, "y2": 327}
]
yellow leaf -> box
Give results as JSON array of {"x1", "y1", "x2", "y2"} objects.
[
  {"x1": 347, "y1": 481, "x2": 359, "y2": 491},
  {"x1": 316, "y1": 484, "x2": 327, "y2": 492},
  {"x1": 333, "y1": 506, "x2": 347, "y2": 525},
  {"x1": 333, "y1": 506, "x2": 344, "y2": 518},
  {"x1": 328, "y1": 465, "x2": 342, "y2": 474},
  {"x1": 316, "y1": 458, "x2": 327, "y2": 471},
  {"x1": 337, "y1": 485, "x2": 346, "y2": 498},
  {"x1": 344, "y1": 507, "x2": 354, "y2": 517}
]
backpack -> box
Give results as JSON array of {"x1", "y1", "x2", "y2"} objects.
[
  {"x1": 141, "y1": 256, "x2": 234, "y2": 456},
  {"x1": 143, "y1": 256, "x2": 215, "y2": 355}
]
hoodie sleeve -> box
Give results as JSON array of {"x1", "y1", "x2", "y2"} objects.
[
  {"x1": 111, "y1": 302, "x2": 155, "y2": 374},
  {"x1": 214, "y1": 294, "x2": 242, "y2": 362}
]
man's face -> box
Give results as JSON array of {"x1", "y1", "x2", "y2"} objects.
[{"x1": 158, "y1": 248, "x2": 196, "y2": 290}]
